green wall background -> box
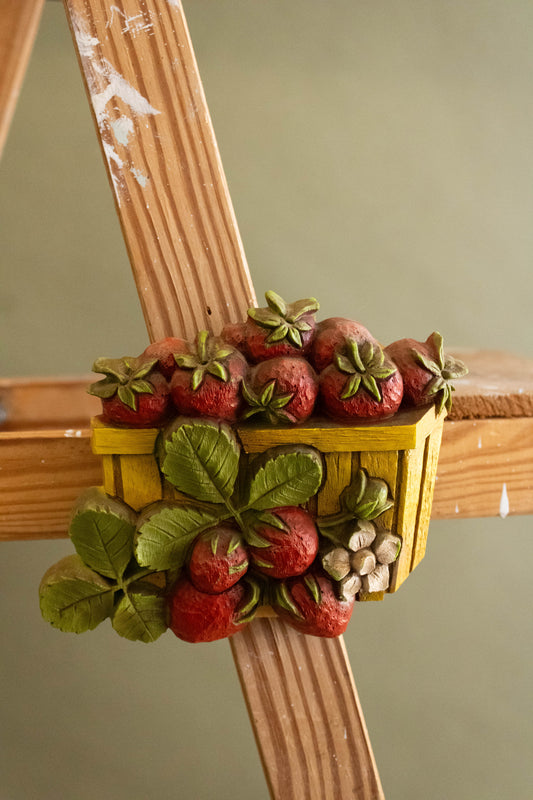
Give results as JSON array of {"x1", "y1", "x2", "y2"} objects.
[{"x1": 1, "y1": 2, "x2": 532, "y2": 798}]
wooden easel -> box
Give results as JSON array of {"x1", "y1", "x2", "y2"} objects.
[{"x1": 2, "y1": 2, "x2": 533, "y2": 798}]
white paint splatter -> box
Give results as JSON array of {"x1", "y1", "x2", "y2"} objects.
[
  {"x1": 92, "y1": 59, "x2": 160, "y2": 125},
  {"x1": 167, "y1": 0, "x2": 181, "y2": 7},
  {"x1": 499, "y1": 483, "x2": 510, "y2": 519},
  {"x1": 111, "y1": 115, "x2": 134, "y2": 146},
  {"x1": 71, "y1": 14, "x2": 100, "y2": 56},
  {"x1": 478, "y1": 436, "x2": 483, "y2": 449},
  {"x1": 107, "y1": 6, "x2": 155, "y2": 37},
  {"x1": 455, "y1": 503, "x2": 459, "y2": 514},
  {"x1": 131, "y1": 167, "x2": 149, "y2": 187},
  {"x1": 64, "y1": 429, "x2": 82, "y2": 438}
]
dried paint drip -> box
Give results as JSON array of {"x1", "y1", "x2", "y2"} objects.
[{"x1": 499, "y1": 483, "x2": 510, "y2": 519}]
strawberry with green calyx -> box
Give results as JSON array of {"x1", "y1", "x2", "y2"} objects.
[
  {"x1": 272, "y1": 570, "x2": 355, "y2": 637},
  {"x1": 242, "y1": 356, "x2": 319, "y2": 425},
  {"x1": 141, "y1": 336, "x2": 189, "y2": 379},
  {"x1": 170, "y1": 330, "x2": 248, "y2": 421},
  {"x1": 385, "y1": 331, "x2": 468, "y2": 414},
  {"x1": 310, "y1": 317, "x2": 378, "y2": 373},
  {"x1": 319, "y1": 338, "x2": 403, "y2": 421},
  {"x1": 168, "y1": 574, "x2": 262, "y2": 643},
  {"x1": 88, "y1": 356, "x2": 170, "y2": 427},
  {"x1": 245, "y1": 290, "x2": 319, "y2": 362},
  {"x1": 188, "y1": 526, "x2": 249, "y2": 594},
  {"x1": 245, "y1": 506, "x2": 319, "y2": 578}
]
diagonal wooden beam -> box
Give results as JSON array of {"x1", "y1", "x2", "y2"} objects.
[
  {"x1": 60, "y1": 1, "x2": 384, "y2": 797},
  {"x1": 63, "y1": 0, "x2": 255, "y2": 343},
  {"x1": 0, "y1": 0, "x2": 45, "y2": 159}
]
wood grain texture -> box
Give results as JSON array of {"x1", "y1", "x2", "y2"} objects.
[
  {"x1": 448, "y1": 349, "x2": 533, "y2": 420},
  {"x1": 63, "y1": 0, "x2": 256, "y2": 342},
  {"x1": 0, "y1": 376, "x2": 99, "y2": 431},
  {"x1": 0, "y1": 432, "x2": 102, "y2": 540},
  {"x1": 411, "y1": 417, "x2": 444, "y2": 569},
  {"x1": 432, "y1": 417, "x2": 533, "y2": 519},
  {"x1": 230, "y1": 618, "x2": 384, "y2": 800},
  {"x1": 0, "y1": 0, "x2": 45, "y2": 159},
  {"x1": 388, "y1": 445, "x2": 425, "y2": 592}
]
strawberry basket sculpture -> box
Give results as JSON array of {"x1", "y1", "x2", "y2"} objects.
[{"x1": 39, "y1": 292, "x2": 467, "y2": 643}]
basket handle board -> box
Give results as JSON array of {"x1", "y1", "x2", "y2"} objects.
[{"x1": 63, "y1": 1, "x2": 384, "y2": 797}]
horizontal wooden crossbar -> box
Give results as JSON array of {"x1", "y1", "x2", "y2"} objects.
[{"x1": 1, "y1": 350, "x2": 532, "y2": 540}]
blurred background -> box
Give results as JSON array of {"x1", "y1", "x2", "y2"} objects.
[{"x1": 1, "y1": 1, "x2": 532, "y2": 798}]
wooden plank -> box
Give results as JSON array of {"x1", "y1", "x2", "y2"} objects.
[
  {"x1": 63, "y1": 0, "x2": 256, "y2": 342},
  {"x1": 0, "y1": 0, "x2": 45, "y2": 159},
  {"x1": 388, "y1": 445, "x2": 425, "y2": 592},
  {"x1": 448, "y1": 349, "x2": 533, "y2": 420},
  {"x1": 411, "y1": 416, "x2": 444, "y2": 569},
  {"x1": 432, "y1": 417, "x2": 533, "y2": 519},
  {"x1": 117, "y1": 453, "x2": 162, "y2": 509},
  {"x1": 317, "y1": 452, "x2": 353, "y2": 515},
  {"x1": 61, "y1": 3, "x2": 383, "y2": 796},
  {"x1": 230, "y1": 618, "x2": 384, "y2": 800},
  {"x1": 2, "y1": 377, "x2": 533, "y2": 540},
  {"x1": 0, "y1": 432, "x2": 102, "y2": 540},
  {"x1": 0, "y1": 376, "x2": 99, "y2": 431}
]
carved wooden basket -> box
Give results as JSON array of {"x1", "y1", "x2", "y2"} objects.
[{"x1": 92, "y1": 404, "x2": 445, "y2": 602}]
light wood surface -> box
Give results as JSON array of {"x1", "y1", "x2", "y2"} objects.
[
  {"x1": 61, "y1": 3, "x2": 384, "y2": 796},
  {"x1": 448, "y1": 349, "x2": 533, "y2": 419},
  {"x1": 63, "y1": 0, "x2": 256, "y2": 342},
  {"x1": 230, "y1": 618, "x2": 384, "y2": 800},
  {"x1": 0, "y1": 0, "x2": 45, "y2": 159},
  {"x1": 2, "y1": 349, "x2": 533, "y2": 537}
]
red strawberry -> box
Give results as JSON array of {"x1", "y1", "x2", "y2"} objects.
[
  {"x1": 88, "y1": 357, "x2": 170, "y2": 427},
  {"x1": 141, "y1": 337, "x2": 188, "y2": 379},
  {"x1": 188, "y1": 527, "x2": 249, "y2": 594},
  {"x1": 319, "y1": 338, "x2": 403, "y2": 421},
  {"x1": 246, "y1": 507, "x2": 319, "y2": 578},
  {"x1": 245, "y1": 291, "x2": 319, "y2": 362},
  {"x1": 242, "y1": 356, "x2": 318, "y2": 424},
  {"x1": 170, "y1": 330, "x2": 248, "y2": 421},
  {"x1": 220, "y1": 321, "x2": 249, "y2": 357},
  {"x1": 385, "y1": 331, "x2": 468, "y2": 414},
  {"x1": 310, "y1": 317, "x2": 378, "y2": 373},
  {"x1": 168, "y1": 575, "x2": 260, "y2": 643},
  {"x1": 272, "y1": 571, "x2": 355, "y2": 637}
]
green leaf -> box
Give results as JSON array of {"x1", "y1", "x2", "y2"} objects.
[
  {"x1": 39, "y1": 555, "x2": 115, "y2": 633},
  {"x1": 191, "y1": 367, "x2": 205, "y2": 391},
  {"x1": 111, "y1": 588, "x2": 168, "y2": 643},
  {"x1": 87, "y1": 378, "x2": 118, "y2": 399},
  {"x1": 132, "y1": 379, "x2": 154, "y2": 394},
  {"x1": 287, "y1": 326, "x2": 303, "y2": 348},
  {"x1": 246, "y1": 446, "x2": 323, "y2": 511},
  {"x1": 304, "y1": 574, "x2": 322, "y2": 604},
  {"x1": 161, "y1": 419, "x2": 241, "y2": 504},
  {"x1": 362, "y1": 374, "x2": 382, "y2": 402},
  {"x1": 174, "y1": 354, "x2": 198, "y2": 369},
  {"x1": 118, "y1": 385, "x2": 137, "y2": 410},
  {"x1": 267, "y1": 323, "x2": 289, "y2": 343},
  {"x1": 260, "y1": 380, "x2": 276, "y2": 406},
  {"x1": 69, "y1": 488, "x2": 136, "y2": 580},
  {"x1": 289, "y1": 297, "x2": 319, "y2": 319},
  {"x1": 265, "y1": 290, "x2": 287, "y2": 317},
  {"x1": 135, "y1": 502, "x2": 219, "y2": 570},
  {"x1": 207, "y1": 361, "x2": 229, "y2": 382},
  {"x1": 341, "y1": 373, "x2": 361, "y2": 399}
]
